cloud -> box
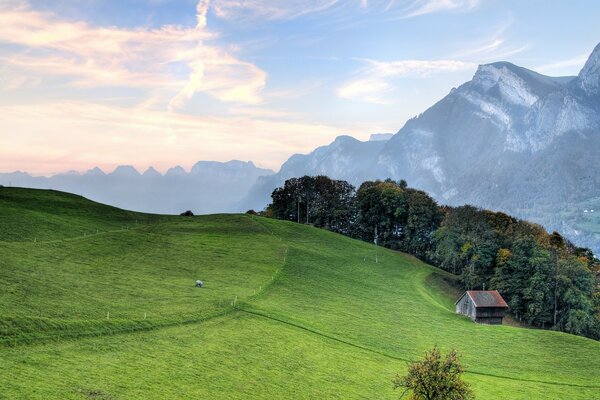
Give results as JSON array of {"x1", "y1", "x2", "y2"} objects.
[
  {"x1": 0, "y1": 1, "x2": 266, "y2": 108},
  {"x1": 337, "y1": 59, "x2": 475, "y2": 103},
  {"x1": 536, "y1": 55, "x2": 588, "y2": 74},
  {"x1": 196, "y1": 0, "x2": 211, "y2": 28},
  {"x1": 445, "y1": 19, "x2": 531, "y2": 63},
  {"x1": 0, "y1": 100, "x2": 373, "y2": 173},
  {"x1": 207, "y1": 0, "x2": 478, "y2": 21},
  {"x1": 211, "y1": 0, "x2": 341, "y2": 21},
  {"x1": 401, "y1": 0, "x2": 479, "y2": 18}
]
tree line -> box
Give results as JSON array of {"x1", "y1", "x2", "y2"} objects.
[{"x1": 263, "y1": 176, "x2": 600, "y2": 340}]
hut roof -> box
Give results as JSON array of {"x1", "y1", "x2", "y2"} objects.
[{"x1": 456, "y1": 290, "x2": 508, "y2": 308}]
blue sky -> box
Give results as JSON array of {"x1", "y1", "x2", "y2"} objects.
[{"x1": 1, "y1": 0, "x2": 599, "y2": 174}]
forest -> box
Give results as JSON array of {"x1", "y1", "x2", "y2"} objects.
[{"x1": 263, "y1": 176, "x2": 600, "y2": 340}]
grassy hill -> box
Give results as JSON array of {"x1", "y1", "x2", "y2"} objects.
[{"x1": 1, "y1": 187, "x2": 599, "y2": 399}]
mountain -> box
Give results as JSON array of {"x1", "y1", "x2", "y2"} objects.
[
  {"x1": 244, "y1": 43, "x2": 600, "y2": 254},
  {"x1": 165, "y1": 165, "x2": 187, "y2": 177},
  {"x1": 85, "y1": 167, "x2": 106, "y2": 177},
  {"x1": 110, "y1": 165, "x2": 141, "y2": 178},
  {"x1": 242, "y1": 135, "x2": 389, "y2": 211},
  {"x1": 142, "y1": 167, "x2": 162, "y2": 178},
  {"x1": 0, "y1": 160, "x2": 273, "y2": 215},
  {"x1": 369, "y1": 133, "x2": 394, "y2": 141}
]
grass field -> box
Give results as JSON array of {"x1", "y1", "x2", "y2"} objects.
[{"x1": 1, "y1": 187, "x2": 599, "y2": 399}]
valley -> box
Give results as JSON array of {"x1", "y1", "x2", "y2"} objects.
[{"x1": 1, "y1": 188, "x2": 599, "y2": 399}]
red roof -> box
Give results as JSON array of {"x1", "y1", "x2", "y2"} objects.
[{"x1": 462, "y1": 290, "x2": 508, "y2": 308}]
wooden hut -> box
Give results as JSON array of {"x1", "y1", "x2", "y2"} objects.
[{"x1": 455, "y1": 290, "x2": 508, "y2": 325}]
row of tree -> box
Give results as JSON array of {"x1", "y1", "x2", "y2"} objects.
[{"x1": 265, "y1": 176, "x2": 600, "y2": 340}]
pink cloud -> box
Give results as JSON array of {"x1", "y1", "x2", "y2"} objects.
[
  {"x1": 0, "y1": 1, "x2": 266, "y2": 106},
  {"x1": 0, "y1": 100, "x2": 377, "y2": 174}
]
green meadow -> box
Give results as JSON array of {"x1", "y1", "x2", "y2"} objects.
[{"x1": 1, "y1": 187, "x2": 599, "y2": 399}]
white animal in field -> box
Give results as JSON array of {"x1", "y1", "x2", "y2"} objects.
[{"x1": 195, "y1": 280, "x2": 204, "y2": 288}]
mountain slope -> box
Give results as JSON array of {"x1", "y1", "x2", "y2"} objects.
[
  {"x1": 243, "y1": 135, "x2": 388, "y2": 211},
  {"x1": 1, "y1": 188, "x2": 599, "y2": 399},
  {"x1": 244, "y1": 43, "x2": 600, "y2": 254},
  {"x1": 376, "y1": 46, "x2": 600, "y2": 252}
]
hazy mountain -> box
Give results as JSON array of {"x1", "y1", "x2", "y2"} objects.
[
  {"x1": 242, "y1": 135, "x2": 390, "y2": 211},
  {"x1": 244, "y1": 43, "x2": 600, "y2": 254},
  {"x1": 369, "y1": 133, "x2": 394, "y2": 141},
  {"x1": 0, "y1": 161, "x2": 273, "y2": 215}
]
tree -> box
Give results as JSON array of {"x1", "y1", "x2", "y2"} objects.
[
  {"x1": 393, "y1": 346, "x2": 474, "y2": 400},
  {"x1": 268, "y1": 176, "x2": 355, "y2": 234},
  {"x1": 432, "y1": 206, "x2": 498, "y2": 288},
  {"x1": 402, "y1": 189, "x2": 442, "y2": 260}
]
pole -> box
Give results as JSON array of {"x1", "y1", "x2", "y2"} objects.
[{"x1": 306, "y1": 190, "x2": 309, "y2": 224}]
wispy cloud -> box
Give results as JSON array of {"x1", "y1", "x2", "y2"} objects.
[
  {"x1": 401, "y1": 0, "x2": 479, "y2": 18},
  {"x1": 207, "y1": 0, "x2": 481, "y2": 26},
  {"x1": 536, "y1": 55, "x2": 588, "y2": 74},
  {"x1": 0, "y1": 1, "x2": 266, "y2": 108},
  {"x1": 446, "y1": 19, "x2": 531, "y2": 64},
  {"x1": 337, "y1": 59, "x2": 475, "y2": 103},
  {"x1": 211, "y1": 0, "x2": 341, "y2": 21}
]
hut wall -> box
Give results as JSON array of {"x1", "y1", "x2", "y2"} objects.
[
  {"x1": 474, "y1": 307, "x2": 507, "y2": 318},
  {"x1": 475, "y1": 316, "x2": 504, "y2": 325},
  {"x1": 455, "y1": 295, "x2": 477, "y2": 320}
]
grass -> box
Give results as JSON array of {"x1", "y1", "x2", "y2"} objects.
[
  {"x1": 0, "y1": 188, "x2": 165, "y2": 242},
  {"x1": 1, "y1": 187, "x2": 599, "y2": 399}
]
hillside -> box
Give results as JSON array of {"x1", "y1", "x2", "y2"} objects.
[{"x1": 1, "y1": 188, "x2": 599, "y2": 399}]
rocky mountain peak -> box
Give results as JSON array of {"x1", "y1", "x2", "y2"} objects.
[
  {"x1": 470, "y1": 62, "x2": 541, "y2": 107},
  {"x1": 578, "y1": 42, "x2": 600, "y2": 96}
]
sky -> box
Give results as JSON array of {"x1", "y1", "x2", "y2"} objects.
[{"x1": 1, "y1": 0, "x2": 599, "y2": 175}]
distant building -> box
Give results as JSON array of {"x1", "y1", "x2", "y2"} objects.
[{"x1": 455, "y1": 290, "x2": 509, "y2": 325}]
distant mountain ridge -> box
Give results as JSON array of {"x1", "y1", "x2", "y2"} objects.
[{"x1": 0, "y1": 161, "x2": 273, "y2": 214}]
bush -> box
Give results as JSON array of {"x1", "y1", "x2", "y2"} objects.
[
  {"x1": 180, "y1": 210, "x2": 194, "y2": 217},
  {"x1": 393, "y1": 346, "x2": 474, "y2": 400}
]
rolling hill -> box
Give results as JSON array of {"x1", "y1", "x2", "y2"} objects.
[{"x1": 1, "y1": 187, "x2": 599, "y2": 399}]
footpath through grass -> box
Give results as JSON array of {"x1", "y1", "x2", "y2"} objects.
[{"x1": 0, "y1": 187, "x2": 599, "y2": 399}]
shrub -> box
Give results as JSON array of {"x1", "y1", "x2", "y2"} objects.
[{"x1": 393, "y1": 346, "x2": 474, "y2": 400}]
